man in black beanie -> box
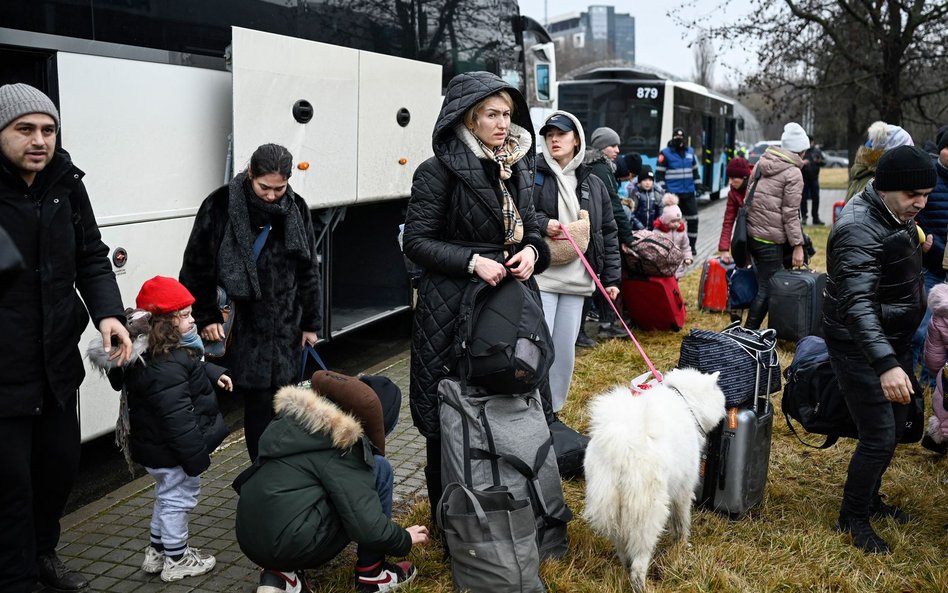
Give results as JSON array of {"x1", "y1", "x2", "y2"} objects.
[{"x1": 822, "y1": 145, "x2": 937, "y2": 554}]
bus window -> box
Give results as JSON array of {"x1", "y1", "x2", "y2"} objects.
[{"x1": 535, "y1": 64, "x2": 550, "y2": 101}]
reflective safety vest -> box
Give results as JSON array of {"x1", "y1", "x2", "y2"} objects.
[{"x1": 658, "y1": 146, "x2": 697, "y2": 194}]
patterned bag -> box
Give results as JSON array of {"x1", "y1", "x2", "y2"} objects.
[{"x1": 623, "y1": 229, "x2": 683, "y2": 277}]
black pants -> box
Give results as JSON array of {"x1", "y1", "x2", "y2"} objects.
[
  {"x1": 240, "y1": 387, "x2": 277, "y2": 461},
  {"x1": 801, "y1": 178, "x2": 820, "y2": 221},
  {"x1": 745, "y1": 239, "x2": 785, "y2": 329},
  {"x1": 0, "y1": 393, "x2": 81, "y2": 593},
  {"x1": 424, "y1": 437, "x2": 443, "y2": 513},
  {"x1": 828, "y1": 348, "x2": 914, "y2": 519},
  {"x1": 678, "y1": 191, "x2": 698, "y2": 255}
]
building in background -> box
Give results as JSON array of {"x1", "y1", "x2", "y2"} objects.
[{"x1": 545, "y1": 5, "x2": 634, "y2": 77}]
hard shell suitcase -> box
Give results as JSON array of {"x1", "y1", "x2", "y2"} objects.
[
  {"x1": 695, "y1": 349, "x2": 776, "y2": 518},
  {"x1": 767, "y1": 268, "x2": 827, "y2": 342},
  {"x1": 832, "y1": 200, "x2": 845, "y2": 225},
  {"x1": 621, "y1": 275, "x2": 686, "y2": 331},
  {"x1": 698, "y1": 257, "x2": 733, "y2": 312}
]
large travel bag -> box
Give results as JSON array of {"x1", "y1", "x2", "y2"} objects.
[
  {"x1": 727, "y1": 266, "x2": 758, "y2": 309},
  {"x1": 623, "y1": 230, "x2": 683, "y2": 277},
  {"x1": 695, "y1": 345, "x2": 778, "y2": 518},
  {"x1": 767, "y1": 268, "x2": 827, "y2": 342},
  {"x1": 698, "y1": 257, "x2": 733, "y2": 312},
  {"x1": 438, "y1": 378, "x2": 572, "y2": 559},
  {"x1": 549, "y1": 419, "x2": 590, "y2": 480},
  {"x1": 621, "y1": 275, "x2": 686, "y2": 331}
]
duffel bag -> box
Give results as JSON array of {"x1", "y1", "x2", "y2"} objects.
[
  {"x1": 549, "y1": 419, "x2": 590, "y2": 480},
  {"x1": 678, "y1": 321, "x2": 781, "y2": 407},
  {"x1": 623, "y1": 229, "x2": 683, "y2": 277}
]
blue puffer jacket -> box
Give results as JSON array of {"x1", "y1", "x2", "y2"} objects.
[{"x1": 916, "y1": 158, "x2": 948, "y2": 277}]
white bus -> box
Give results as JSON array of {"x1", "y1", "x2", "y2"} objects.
[
  {"x1": 558, "y1": 68, "x2": 739, "y2": 198},
  {"x1": 0, "y1": 0, "x2": 555, "y2": 441}
]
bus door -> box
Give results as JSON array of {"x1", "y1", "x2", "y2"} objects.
[
  {"x1": 701, "y1": 115, "x2": 715, "y2": 194},
  {"x1": 230, "y1": 26, "x2": 440, "y2": 337}
]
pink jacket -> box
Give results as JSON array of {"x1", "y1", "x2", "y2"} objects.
[
  {"x1": 746, "y1": 147, "x2": 805, "y2": 247},
  {"x1": 924, "y1": 283, "x2": 948, "y2": 439}
]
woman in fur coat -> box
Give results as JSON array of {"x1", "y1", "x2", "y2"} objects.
[{"x1": 179, "y1": 144, "x2": 321, "y2": 461}]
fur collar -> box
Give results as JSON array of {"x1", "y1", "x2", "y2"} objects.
[
  {"x1": 653, "y1": 218, "x2": 684, "y2": 233},
  {"x1": 929, "y1": 283, "x2": 948, "y2": 317},
  {"x1": 273, "y1": 385, "x2": 363, "y2": 449}
]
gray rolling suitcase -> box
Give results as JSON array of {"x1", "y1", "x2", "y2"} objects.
[
  {"x1": 767, "y1": 268, "x2": 827, "y2": 342},
  {"x1": 695, "y1": 348, "x2": 777, "y2": 518}
]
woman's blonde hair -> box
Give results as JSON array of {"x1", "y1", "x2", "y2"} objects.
[
  {"x1": 148, "y1": 314, "x2": 182, "y2": 357},
  {"x1": 463, "y1": 90, "x2": 515, "y2": 132}
]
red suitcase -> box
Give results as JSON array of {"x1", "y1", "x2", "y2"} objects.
[
  {"x1": 697, "y1": 257, "x2": 733, "y2": 312},
  {"x1": 621, "y1": 276, "x2": 687, "y2": 331}
]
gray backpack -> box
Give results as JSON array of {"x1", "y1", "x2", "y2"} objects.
[{"x1": 437, "y1": 378, "x2": 572, "y2": 559}]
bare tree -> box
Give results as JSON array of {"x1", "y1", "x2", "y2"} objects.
[
  {"x1": 676, "y1": 0, "x2": 948, "y2": 153},
  {"x1": 692, "y1": 32, "x2": 716, "y2": 89}
]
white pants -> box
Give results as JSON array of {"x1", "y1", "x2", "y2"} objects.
[
  {"x1": 146, "y1": 466, "x2": 201, "y2": 555},
  {"x1": 540, "y1": 292, "x2": 585, "y2": 413}
]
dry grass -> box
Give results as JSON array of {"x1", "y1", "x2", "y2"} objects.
[
  {"x1": 313, "y1": 224, "x2": 948, "y2": 592},
  {"x1": 820, "y1": 167, "x2": 850, "y2": 190}
]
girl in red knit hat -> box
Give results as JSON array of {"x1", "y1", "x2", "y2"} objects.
[{"x1": 91, "y1": 275, "x2": 232, "y2": 583}]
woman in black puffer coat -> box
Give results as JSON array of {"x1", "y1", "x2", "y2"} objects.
[{"x1": 403, "y1": 72, "x2": 551, "y2": 506}]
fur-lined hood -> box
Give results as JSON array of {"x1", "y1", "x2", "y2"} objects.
[
  {"x1": 270, "y1": 385, "x2": 364, "y2": 451},
  {"x1": 929, "y1": 283, "x2": 948, "y2": 317}
]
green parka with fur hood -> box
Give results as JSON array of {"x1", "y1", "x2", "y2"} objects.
[{"x1": 235, "y1": 386, "x2": 411, "y2": 570}]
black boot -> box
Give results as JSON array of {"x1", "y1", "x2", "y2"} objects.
[
  {"x1": 835, "y1": 514, "x2": 891, "y2": 554},
  {"x1": 36, "y1": 552, "x2": 89, "y2": 592},
  {"x1": 575, "y1": 329, "x2": 596, "y2": 348},
  {"x1": 869, "y1": 494, "x2": 914, "y2": 524}
]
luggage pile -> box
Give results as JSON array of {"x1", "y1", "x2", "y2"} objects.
[
  {"x1": 621, "y1": 230, "x2": 687, "y2": 331},
  {"x1": 696, "y1": 256, "x2": 758, "y2": 317}
]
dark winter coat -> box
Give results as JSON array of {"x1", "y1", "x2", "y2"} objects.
[
  {"x1": 823, "y1": 184, "x2": 926, "y2": 375},
  {"x1": 915, "y1": 158, "x2": 948, "y2": 277},
  {"x1": 235, "y1": 386, "x2": 411, "y2": 570},
  {"x1": 630, "y1": 183, "x2": 665, "y2": 231},
  {"x1": 111, "y1": 348, "x2": 229, "y2": 476},
  {"x1": 179, "y1": 179, "x2": 321, "y2": 390},
  {"x1": 403, "y1": 71, "x2": 551, "y2": 438},
  {"x1": 0, "y1": 149, "x2": 124, "y2": 417},
  {"x1": 533, "y1": 157, "x2": 620, "y2": 288},
  {"x1": 584, "y1": 150, "x2": 633, "y2": 245}
]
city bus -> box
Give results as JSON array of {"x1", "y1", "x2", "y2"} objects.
[
  {"x1": 0, "y1": 0, "x2": 555, "y2": 441},
  {"x1": 558, "y1": 68, "x2": 737, "y2": 198}
]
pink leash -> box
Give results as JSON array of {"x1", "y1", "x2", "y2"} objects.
[{"x1": 555, "y1": 226, "x2": 663, "y2": 383}]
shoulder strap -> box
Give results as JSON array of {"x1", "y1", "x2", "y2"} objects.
[
  {"x1": 744, "y1": 167, "x2": 764, "y2": 208},
  {"x1": 783, "y1": 411, "x2": 839, "y2": 449},
  {"x1": 253, "y1": 223, "x2": 271, "y2": 260}
]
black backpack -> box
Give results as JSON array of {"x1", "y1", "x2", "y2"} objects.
[
  {"x1": 456, "y1": 276, "x2": 553, "y2": 395},
  {"x1": 781, "y1": 336, "x2": 857, "y2": 448},
  {"x1": 781, "y1": 335, "x2": 924, "y2": 448}
]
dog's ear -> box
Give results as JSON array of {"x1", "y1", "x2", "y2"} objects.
[{"x1": 710, "y1": 371, "x2": 721, "y2": 384}]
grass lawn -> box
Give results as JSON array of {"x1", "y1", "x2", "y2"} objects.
[
  {"x1": 317, "y1": 223, "x2": 948, "y2": 592},
  {"x1": 820, "y1": 167, "x2": 850, "y2": 190}
]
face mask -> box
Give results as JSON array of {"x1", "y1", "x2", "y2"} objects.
[{"x1": 672, "y1": 138, "x2": 685, "y2": 149}]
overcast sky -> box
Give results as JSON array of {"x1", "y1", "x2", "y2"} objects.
[{"x1": 517, "y1": 0, "x2": 758, "y2": 87}]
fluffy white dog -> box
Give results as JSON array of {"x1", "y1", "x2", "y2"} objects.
[{"x1": 583, "y1": 368, "x2": 726, "y2": 592}]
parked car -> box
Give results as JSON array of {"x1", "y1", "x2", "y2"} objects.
[
  {"x1": 747, "y1": 140, "x2": 780, "y2": 164},
  {"x1": 822, "y1": 150, "x2": 849, "y2": 168}
]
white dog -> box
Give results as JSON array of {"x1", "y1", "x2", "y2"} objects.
[{"x1": 583, "y1": 368, "x2": 725, "y2": 592}]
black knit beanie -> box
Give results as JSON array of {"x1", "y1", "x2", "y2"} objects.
[
  {"x1": 938, "y1": 129, "x2": 948, "y2": 153},
  {"x1": 874, "y1": 145, "x2": 936, "y2": 191}
]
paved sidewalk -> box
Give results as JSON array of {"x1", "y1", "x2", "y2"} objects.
[{"x1": 42, "y1": 354, "x2": 422, "y2": 593}]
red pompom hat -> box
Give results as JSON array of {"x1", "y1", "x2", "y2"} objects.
[
  {"x1": 726, "y1": 156, "x2": 752, "y2": 179},
  {"x1": 136, "y1": 275, "x2": 195, "y2": 315}
]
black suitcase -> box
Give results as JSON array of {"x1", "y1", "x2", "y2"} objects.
[
  {"x1": 695, "y1": 355, "x2": 776, "y2": 518},
  {"x1": 767, "y1": 268, "x2": 827, "y2": 342}
]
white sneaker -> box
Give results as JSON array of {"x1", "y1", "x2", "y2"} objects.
[
  {"x1": 141, "y1": 546, "x2": 165, "y2": 574},
  {"x1": 160, "y1": 547, "x2": 216, "y2": 582},
  {"x1": 257, "y1": 569, "x2": 311, "y2": 593}
]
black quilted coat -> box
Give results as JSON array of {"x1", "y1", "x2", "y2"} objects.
[
  {"x1": 179, "y1": 181, "x2": 321, "y2": 390},
  {"x1": 822, "y1": 184, "x2": 926, "y2": 375},
  {"x1": 403, "y1": 72, "x2": 551, "y2": 438}
]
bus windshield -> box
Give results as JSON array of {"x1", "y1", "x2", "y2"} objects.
[
  {"x1": 0, "y1": 0, "x2": 528, "y2": 92},
  {"x1": 558, "y1": 81, "x2": 665, "y2": 152}
]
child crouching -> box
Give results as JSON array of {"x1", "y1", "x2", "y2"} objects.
[
  {"x1": 90, "y1": 275, "x2": 231, "y2": 582},
  {"x1": 235, "y1": 371, "x2": 428, "y2": 593}
]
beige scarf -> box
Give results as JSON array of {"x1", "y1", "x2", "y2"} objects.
[{"x1": 456, "y1": 123, "x2": 533, "y2": 244}]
